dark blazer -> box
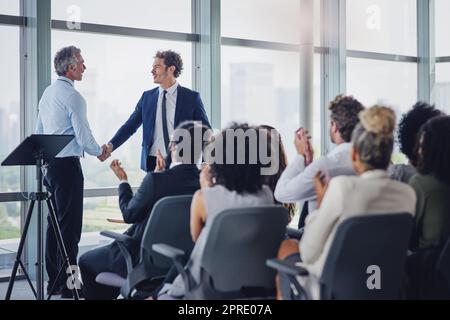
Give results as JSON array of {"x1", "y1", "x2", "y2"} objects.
[
  {"x1": 118, "y1": 164, "x2": 200, "y2": 253},
  {"x1": 109, "y1": 85, "x2": 211, "y2": 171}
]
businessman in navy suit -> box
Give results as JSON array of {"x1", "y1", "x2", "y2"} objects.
[{"x1": 100, "y1": 50, "x2": 211, "y2": 171}]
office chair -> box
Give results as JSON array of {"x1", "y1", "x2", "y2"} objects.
[
  {"x1": 153, "y1": 206, "x2": 289, "y2": 299},
  {"x1": 95, "y1": 195, "x2": 195, "y2": 299},
  {"x1": 267, "y1": 213, "x2": 413, "y2": 300}
]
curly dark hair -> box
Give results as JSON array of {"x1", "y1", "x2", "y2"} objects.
[
  {"x1": 329, "y1": 95, "x2": 365, "y2": 142},
  {"x1": 154, "y1": 50, "x2": 183, "y2": 78},
  {"x1": 415, "y1": 116, "x2": 450, "y2": 186},
  {"x1": 397, "y1": 102, "x2": 444, "y2": 164},
  {"x1": 208, "y1": 123, "x2": 264, "y2": 194}
]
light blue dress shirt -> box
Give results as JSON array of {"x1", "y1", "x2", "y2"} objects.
[{"x1": 36, "y1": 76, "x2": 102, "y2": 158}]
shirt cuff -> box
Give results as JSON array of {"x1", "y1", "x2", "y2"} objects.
[{"x1": 119, "y1": 180, "x2": 129, "y2": 186}]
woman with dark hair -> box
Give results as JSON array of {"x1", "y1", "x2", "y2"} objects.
[
  {"x1": 409, "y1": 116, "x2": 450, "y2": 250},
  {"x1": 157, "y1": 123, "x2": 274, "y2": 299},
  {"x1": 390, "y1": 102, "x2": 444, "y2": 183},
  {"x1": 258, "y1": 125, "x2": 296, "y2": 223}
]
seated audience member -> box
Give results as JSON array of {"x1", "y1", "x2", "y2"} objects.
[
  {"x1": 390, "y1": 102, "x2": 444, "y2": 183},
  {"x1": 157, "y1": 123, "x2": 274, "y2": 299},
  {"x1": 78, "y1": 121, "x2": 208, "y2": 300},
  {"x1": 274, "y1": 95, "x2": 364, "y2": 213},
  {"x1": 409, "y1": 116, "x2": 450, "y2": 251},
  {"x1": 259, "y1": 125, "x2": 296, "y2": 223},
  {"x1": 275, "y1": 106, "x2": 416, "y2": 300}
]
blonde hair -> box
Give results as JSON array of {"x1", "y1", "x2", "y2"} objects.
[{"x1": 352, "y1": 105, "x2": 396, "y2": 169}]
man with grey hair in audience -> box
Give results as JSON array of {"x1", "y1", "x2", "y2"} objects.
[{"x1": 36, "y1": 46, "x2": 108, "y2": 298}]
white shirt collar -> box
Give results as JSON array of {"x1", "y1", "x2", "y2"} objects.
[
  {"x1": 159, "y1": 81, "x2": 178, "y2": 96},
  {"x1": 57, "y1": 76, "x2": 74, "y2": 87}
]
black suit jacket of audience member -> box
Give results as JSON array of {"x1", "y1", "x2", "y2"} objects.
[{"x1": 118, "y1": 164, "x2": 200, "y2": 255}]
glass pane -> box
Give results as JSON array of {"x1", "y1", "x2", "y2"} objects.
[
  {"x1": 51, "y1": 0, "x2": 191, "y2": 33},
  {"x1": 52, "y1": 30, "x2": 192, "y2": 188},
  {"x1": 0, "y1": 26, "x2": 20, "y2": 193},
  {"x1": 221, "y1": 46, "x2": 301, "y2": 160},
  {"x1": 435, "y1": 0, "x2": 450, "y2": 56},
  {"x1": 0, "y1": 0, "x2": 20, "y2": 15},
  {"x1": 82, "y1": 197, "x2": 127, "y2": 233},
  {"x1": 221, "y1": 0, "x2": 303, "y2": 44},
  {"x1": 346, "y1": 0, "x2": 417, "y2": 56},
  {"x1": 312, "y1": 54, "x2": 321, "y2": 156},
  {"x1": 347, "y1": 58, "x2": 417, "y2": 163},
  {"x1": 79, "y1": 197, "x2": 127, "y2": 256},
  {"x1": 0, "y1": 202, "x2": 20, "y2": 277},
  {"x1": 346, "y1": 58, "x2": 417, "y2": 114},
  {"x1": 436, "y1": 63, "x2": 450, "y2": 114}
]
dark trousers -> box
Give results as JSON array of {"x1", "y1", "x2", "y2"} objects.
[
  {"x1": 78, "y1": 241, "x2": 128, "y2": 300},
  {"x1": 43, "y1": 157, "x2": 83, "y2": 291}
]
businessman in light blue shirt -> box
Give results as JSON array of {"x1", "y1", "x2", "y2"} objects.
[{"x1": 36, "y1": 46, "x2": 107, "y2": 298}]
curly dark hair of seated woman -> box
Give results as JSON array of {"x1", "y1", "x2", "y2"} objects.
[
  {"x1": 208, "y1": 122, "x2": 264, "y2": 194},
  {"x1": 415, "y1": 116, "x2": 450, "y2": 186},
  {"x1": 397, "y1": 102, "x2": 444, "y2": 165}
]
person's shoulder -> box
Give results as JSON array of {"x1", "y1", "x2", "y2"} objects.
[{"x1": 178, "y1": 85, "x2": 199, "y2": 96}]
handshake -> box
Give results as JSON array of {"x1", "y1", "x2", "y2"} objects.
[{"x1": 98, "y1": 143, "x2": 113, "y2": 162}]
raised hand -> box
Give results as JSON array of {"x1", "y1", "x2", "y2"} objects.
[
  {"x1": 294, "y1": 128, "x2": 313, "y2": 165},
  {"x1": 110, "y1": 159, "x2": 128, "y2": 181},
  {"x1": 154, "y1": 149, "x2": 166, "y2": 172}
]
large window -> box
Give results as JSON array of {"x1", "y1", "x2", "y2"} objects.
[
  {"x1": 347, "y1": 58, "x2": 417, "y2": 115},
  {"x1": 52, "y1": 30, "x2": 192, "y2": 189},
  {"x1": 221, "y1": 0, "x2": 321, "y2": 160},
  {"x1": 0, "y1": 25, "x2": 21, "y2": 241},
  {"x1": 221, "y1": 47, "x2": 300, "y2": 158},
  {"x1": 0, "y1": 0, "x2": 20, "y2": 16},
  {"x1": 435, "y1": 63, "x2": 450, "y2": 114},
  {"x1": 435, "y1": 0, "x2": 450, "y2": 57},
  {"x1": 222, "y1": 0, "x2": 320, "y2": 46},
  {"x1": 347, "y1": 0, "x2": 417, "y2": 56},
  {"x1": 51, "y1": 0, "x2": 191, "y2": 33}
]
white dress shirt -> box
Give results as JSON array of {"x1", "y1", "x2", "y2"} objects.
[
  {"x1": 297, "y1": 170, "x2": 417, "y2": 299},
  {"x1": 149, "y1": 82, "x2": 178, "y2": 158},
  {"x1": 274, "y1": 142, "x2": 356, "y2": 212},
  {"x1": 35, "y1": 76, "x2": 102, "y2": 158}
]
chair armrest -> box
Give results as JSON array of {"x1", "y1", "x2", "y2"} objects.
[
  {"x1": 266, "y1": 258, "x2": 309, "y2": 276},
  {"x1": 100, "y1": 231, "x2": 135, "y2": 273},
  {"x1": 152, "y1": 243, "x2": 194, "y2": 292},
  {"x1": 286, "y1": 227, "x2": 304, "y2": 240},
  {"x1": 100, "y1": 230, "x2": 132, "y2": 243},
  {"x1": 152, "y1": 243, "x2": 185, "y2": 260},
  {"x1": 107, "y1": 218, "x2": 126, "y2": 224}
]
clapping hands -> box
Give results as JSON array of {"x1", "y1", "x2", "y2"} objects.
[
  {"x1": 98, "y1": 143, "x2": 113, "y2": 162},
  {"x1": 294, "y1": 128, "x2": 314, "y2": 166}
]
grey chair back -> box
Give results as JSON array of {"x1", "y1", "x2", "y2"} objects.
[
  {"x1": 187, "y1": 205, "x2": 288, "y2": 299},
  {"x1": 320, "y1": 213, "x2": 413, "y2": 300},
  {"x1": 140, "y1": 195, "x2": 195, "y2": 271}
]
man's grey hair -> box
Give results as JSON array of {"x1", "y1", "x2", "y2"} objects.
[{"x1": 54, "y1": 46, "x2": 81, "y2": 76}]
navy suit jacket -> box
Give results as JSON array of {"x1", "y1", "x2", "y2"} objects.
[
  {"x1": 109, "y1": 85, "x2": 211, "y2": 171},
  {"x1": 118, "y1": 164, "x2": 200, "y2": 254}
]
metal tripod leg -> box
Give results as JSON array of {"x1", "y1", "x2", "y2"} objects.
[
  {"x1": 5, "y1": 200, "x2": 37, "y2": 300},
  {"x1": 45, "y1": 199, "x2": 80, "y2": 300}
]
